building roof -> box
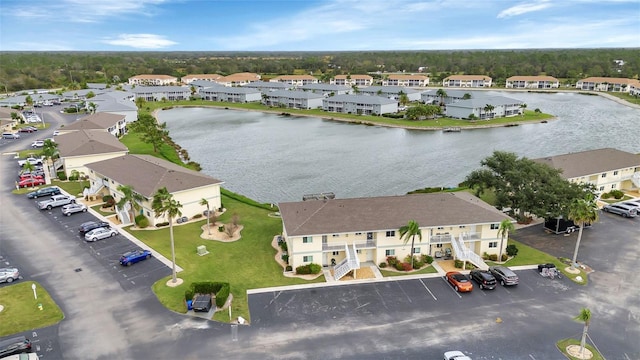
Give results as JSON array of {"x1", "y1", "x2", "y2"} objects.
[
  {"x1": 267, "y1": 90, "x2": 325, "y2": 99},
  {"x1": 182, "y1": 74, "x2": 222, "y2": 81},
  {"x1": 533, "y1": 148, "x2": 640, "y2": 179},
  {"x1": 85, "y1": 154, "x2": 223, "y2": 198},
  {"x1": 201, "y1": 86, "x2": 261, "y2": 95},
  {"x1": 56, "y1": 130, "x2": 129, "y2": 157},
  {"x1": 299, "y1": 83, "x2": 351, "y2": 92},
  {"x1": 386, "y1": 74, "x2": 429, "y2": 80},
  {"x1": 279, "y1": 192, "x2": 512, "y2": 236},
  {"x1": 217, "y1": 72, "x2": 261, "y2": 83},
  {"x1": 271, "y1": 75, "x2": 318, "y2": 81},
  {"x1": 333, "y1": 74, "x2": 373, "y2": 80},
  {"x1": 242, "y1": 81, "x2": 291, "y2": 90},
  {"x1": 359, "y1": 86, "x2": 422, "y2": 95},
  {"x1": 577, "y1": 77, "x2": 637, "y2": 84},
  {"x1": 327, "y1": 94, "x2": 398, "y2": 105},
  {"x1": 132, "y1": 86, "x2": 190, "y2": 93},
  {"x1": 129, "y1": 74, "x2": 177, "y2": 80},
  {"x1": 507, "y1": 76, "x2": 559, "y2": 82},
  {"x1": 64, "y1": 113, "x2": 126, "y2": 131},
  {"x1": 446, "y1": 95, "x2": 523, "y2": 108},
  {"x1": 444, "y1": 75, "x2": 492, "y2": 81}
]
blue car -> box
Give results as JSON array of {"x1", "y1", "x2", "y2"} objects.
[{"x1": 119, "y1": 249, "x2": 152, "y2": 266}]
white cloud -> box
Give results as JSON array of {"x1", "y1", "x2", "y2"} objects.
[
  {"x1": 102, "y1": 34, "x2": 177, "y2": 49},
  {"x1": 497, "y1": 1, "x2": 552, "y2": 18},
  {"x1": 12, "y1": 0, "x2": 167, "y2": 23}
]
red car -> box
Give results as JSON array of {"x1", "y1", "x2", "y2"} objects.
[
  {"x1": 18, "y1": 173, "x2": 43, "y2": 181},
  {"x1": 18, "y1": 177, "x2": 45, "y2": 188},
  {"x1": 19, "y1": 126, "x2": 38, "y2": 133},
  {"x1": 446, "y1": 271, "x2": 473, "y2": 292}
]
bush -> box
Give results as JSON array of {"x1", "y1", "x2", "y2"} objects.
[
  {"x1": 610, "y1": 189, "x2": 624, "y2": 199},
  {"x1": 218, "y1": 225, "x2": 225, "y2": 232},
  {"x1": 421, "y1": 254, "x2": 434, "y2": 264},
  {"x1": 379, "y1": 262, "x2": 387, "y2": 268},
  {"x1": 156, "y1": 222, "x2": 169, "y2": 227},
  {"x1": 506, "y1": 244, "x2": 519, "y2": 256},
  {"x1": 395, "y1": 262, "x2": 404, "y2": 271},
  {"x1": 192, "y1": 213, "x2": 203, "y2": 219},
  {"x1": 57, "y1": 171, "x2": 67, "y2": 180},
  {"x1": 296, "y1": 263, "x2": 322, "y2": 275},
  {"x1": 279, "y1": 242, "x2": 288, "y2": 251},
  {"x1": 285, "y1": 265, "x2": 292, "y2": 272},
  {"x1": 454, "y1": 259, "x2": 464, "y2": 268},
  {"x1": 135, "y1": 215, "x2": 149, "y2": 228},
  {"x1": 413, "y1": 259, "x2": 424, "y2": 269},
  {"x1": 386, "y1": 256, "x2": 399, "y2": 266},
  {"x1": 482, "y1": 252, "x2": 490, "y2": 260},
  {"x1": 184, "y1": 288, "x2": 195, "y2": 302},
  {"x1": 401, "y1": 262, "x2": 412, "y2": 271},
  {"x1": 281, "y1": 254, "x2": 289, "y2": 264},
  {"x1": 489, "y1": 254, "x2": 498, "y2": 261},
  {"x1": 600, "y1": 192, "x2": 611, "y2": 199},
  {"x1": 501, "y1": 254, "x2": 508, "y2": 262}
]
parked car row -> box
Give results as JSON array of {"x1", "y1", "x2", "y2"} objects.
[
  {"x1": 446, "y1": 266, "x2": 520, "y2": 293},
  {"x1": 602, "y1": 199, "x2": 640, "y2": 218}
]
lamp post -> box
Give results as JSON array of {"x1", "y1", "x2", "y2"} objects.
[{"x1": 31, "y1": 283, "x2": 37, "y2": 300}]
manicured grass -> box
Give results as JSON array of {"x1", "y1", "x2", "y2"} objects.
[
  {"x1": 379, "y1": 265, "x2": 438, "y2": 277},
  {"x1": 119, "y1": 132, "x2": 191, "y2": 168},
  {"x1": 556, "y1": 338, "x2": 604, "y2": 360},
  {"x1": 90, "y1": 204, "x2": 114, "y2": 217},
  {"x1": 607, "y1": 92, "x2": 640, "y2": 105},
  {"x1": 600, "y1": 195, "x2": 633, "y2": 203},
  {"x1": 133, "y1": 193, "x2": 325, "y2": 322},
  {"x1": 51, "y1": 179, "x2": 89, "y2": 197},
  {"x1": 0, "y1": 281, "x2": 64, "y2": 337}
]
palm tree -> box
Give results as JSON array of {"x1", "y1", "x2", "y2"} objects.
[
  {"x1": 116, "y1": 185, "x2": 145, "y2": 225},
  {"x1": 574, "y1": 308, "x2": 592, "y2": 358},
  {"x1": 41, "y1": 139, "x2": 58, "y2": 178},
  {"x1": 436, "y1": 88, "x2": 447, "y2": 106},
  {"x1": 200, "y1": 198, "x2": 211, "y2": 235},
  {"x1": 497, "y1": 219, "x2": 515, "y2": 262},
  {"x1": 483, "y1": 104, "x2": 495, "y2": 120},
  {"x1": 567, "y1": 193, "x2": 599, "y2": 269},
  {"x1": 520, "y1": 103, "x2": 527, "y2": 117},
  {"x1": 462, "y1": 93, "x2": 472, "y2": 100},
  {"x1": 88, "y1": 102, "x2": 97, "y2": 114},
  {"x1": 152, "y1": 187, "x2": 183, "y2": 283},
  {"x1": 399, "y1": 220, "x2": 422, "y2": 269}
]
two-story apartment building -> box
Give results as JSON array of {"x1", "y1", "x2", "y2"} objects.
[
  {"x1": 322, "y1": 94, "x2": 398, "y2": 115},
  {"x1": 358, "y1": 86, "x2": 423, "y2": 102},
  {"x1": 55, "y1": 130, "x2": 129, "y2": 177},
  {"x1": 262, "y1": 90, "x2": 324, "y2": 109},
  {"x1": 128, "y1": 75, "x2": 178, "y2": 86},
  {"x1": 330, "y1": 75, "x2": 374, "y2": 87},
  {"x1": 200, "y1": 85, "x2": 262, "y2": 103},
  {"x1": 85, "y1": 154, "x2": 223, "y2": 226},
  {"x1": 132, "y1": 86, "x2": 190, "y2": 102},
  {"x1": 382, "y1": 74, "x2": 429, "y2": 87},
  {"x1": 181, "y1": 74, "x2": 222, "y2": 84},
  {"x1": 533, "y1": 148, "x2": 640, "y2": 194},
  {"x1": 442, "y1": 75, "x2": 492, "y2": 88},
  {"x1": 506, "y1": 76, "x2": 560, "y2": 89},
  {"x1": 421, "y1": 89, "x2": 472, "y2": 105},
  {"x1": 269, "y1": 75, "x2": 319, "y2": 87},
  {"x1": 279, "y1": 192, "x2": 514, "y2": 278},
  {"x1": 299, "y1": 83, "x2": 351, "y2": 96},
  {"x1": 575, "y1": 77, "x2": 638, "y2": 92},
  {"x1": 445, "y1": 96, "x2": 524, "y2": 119},
  {"x1": 242, "y1": 81, "x2": 292, "y2": 92},
  {"x1": 214, "y1": 72, "x2": 261, "y2": 87},
  {"x1": 57, "y1": 112, "x2": 127, "y2": 137}
]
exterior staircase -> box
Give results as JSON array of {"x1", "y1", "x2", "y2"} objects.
[
  {"x1": 115, "y1": 205, "x2": 132, "y2": 225},
  {"x1": 333, "y1": 243, "x2": 360, "y2": 280},
  {"x1": 450, "y1": 234, "x2": 489, "y2": 270},
  {"x1": 632, "y1": 172, "x2": 640, "y2": 188}
]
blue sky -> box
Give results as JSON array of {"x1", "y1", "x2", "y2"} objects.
[{"x1": 0, "y1": 0, "x2": 638, "y2": 51}]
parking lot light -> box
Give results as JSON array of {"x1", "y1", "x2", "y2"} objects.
[{"x1": 32, "y1": 283, "x2": 37, "y2": 300}]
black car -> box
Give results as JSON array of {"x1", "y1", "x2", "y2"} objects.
[
  {"x1": 0, "y1": 336, "x2": 32, "y2": 357},
  {"x1": 469, "y1": 269, "x2": 497, "y2": 290},
  {"x1": 78, "y1": 221, "x2": 111, "y2": 235},
  {"x1": 26, "y1": 186, "x2": 61, "y2": 199}
]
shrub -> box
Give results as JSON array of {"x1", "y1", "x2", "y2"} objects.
[
  {"x1": 489, "y1": 254, "x2": 498, "y2": 261},
  {"x1": 285, "y1": 265, "x2": 292, "y2": 272},
  {"x1": 454, "y1": 259, "x2": 464, "y2": 268},
  {"x1": 401, "y1": 262, "x2": 412, "y2": 271},
  {"x1": 423, "y1": 255, "x2": 434, "y2": 264},
  {"x1": 386, "y1": 256, "x2": 399, "y2": 266},
  {"x1": 184, "y1": 288, "x2": 194, "y2": 302},
  {"x1": 57, "y1": 171, "x2": 67, "y2": 180},
  {"x1": 506, "y1": 244, "x2": 519, "y2": 256},
  {"x1": 281, "y1": 254, "x2": 289, "y2": 264},
  {"x1": 482, "y1": 252, "x2": 490, "y2": 260},
  {"x1": 192, "y1": 213, "x2": 203, "y2": 219},
  {"x1": 156, "y1": 221, "x2": 169, "y2": 227},
  {"x1": 610, "y1": 189, "x2": 624, "y2": 199},
  {"x1": 379, "y1": 262, "x2": 387, "y2": 268},
  {"x1": 135, "y1": 215, "x2": 149, "y2": 228},
  {"x1": 218, "y1": 225, "x2": 225, "y2": 232},
  {"x1": 279, "y1": 242, "x2": 288, "y2": 252},
  {"x1": 296, "y1": 263, "x2": 322, "y2": 275},
  {"x1": 501, "y1": 254, "x2": 508, "y2": 262},
  {"x1": 413, "y1": 259, "x2": 424, "y2": 269},
  {"x1": 395, "y1": 262, "x2": 404, "y2": 271}
]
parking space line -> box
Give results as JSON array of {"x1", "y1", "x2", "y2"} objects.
[
  {"x1": 419, "y1": 279, "x2": 437, "y2": 301},
  {"x1": 394, "y1": 280, "x2": 412, "y2": 303},
  {"x1": 441, "y1": 276, "x2": 462, "y2": 298},
  {"x1": 374, "y1": 287, "x2": 389, "y2": 309}
]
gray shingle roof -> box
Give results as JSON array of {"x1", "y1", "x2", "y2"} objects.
[
  {"x1": 85, "y1": 154, "x2": 224, "y2": 198},
  {"x1": 63, "y1": 113, "x2": 125, "y2": 131},
  {"x1": 57, "y1": 130, "x2": 128, "y2": 157},
  {"x1": 279, "y1": 192, "x2": 512, "y2": 236},
  {"x1": 132, "y1": 86, "x2": 189, "y2": 93},
  {"x1": 326, "y1": 94, "x2": 398, "y2": 105},
  {"x1": 360, "y1": 86, "x2": 422, "y2": 95},
  {"x1": 446, "y1": 95, "x2": 523, "y2": 108},
  {"x1": 268, "y1": 90, "x2": 325, "y2": 99},
  {"x1": 533, "y1": 148, "x2": 640, "y2": 179},
  {"x1": 299, "y1": 84, "x2": 351, "y2": 92}
]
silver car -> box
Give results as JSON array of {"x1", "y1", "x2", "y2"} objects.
[
  {"x1": 602, "y1": 203, "x2": 638, "y2": 218},
  {"x1": 84, "y1": 227, "x2": 118, "y2": 242},
  {"x1": 61, "y1": 203, "x2": 87, "y2": 216},
  {"x1": 0, "y1": 268, "x2": 20, "y2": 283}
]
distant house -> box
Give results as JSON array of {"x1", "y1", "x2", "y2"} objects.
[
  {"x1": 86, "y1": 83, "x2": 109, "y2": 90},
  {"x1": 575, "y1": 77, "x2": 637, "y2": 92},
  {"x1": 322, "y1": 94, "x2": 398, "y2": 115},
  {"x1": 132, "y1": 86, "x2": 190, "y2": 102},
  {"x1": 0, "y1": 93, "x2": 61, "y2": 107},
  {"x1": 533, "y1": 148, "x2": 640, "y2": 194},
  {"x1": 506, "y1": 76, "x2": 559, "y2": 89},
  {"x1": 0, "y1": 107, "x2": 18, "y2": 131},
  {"x1": 181, "y1": 74, "x2": 222, "y2": 84},
  {"x1": 382, "y1": 74, "x2": 429, "y2": 87},
  {"x1": 269, "y1": 75, "x2": 319, "y2": 87},
  {"x1": 55, "y1": 130, "x2": 129, "y2": 177},
  {"x1": 62, "y1": 89, "x2": 105, "y2": 101},
  {"x1": 358, "y1": 86, "x2": 422, "y2": 102},
  {"x1": 58, "y1": 113, "x2": 127, "y2": 137},
  {"x1": 214, "y1": 72, "x2": 261, "y2": 87},
  {"x1": 279, "y1": 192, "x2": 513, "y2": 277},
  {"x1": 630, "y1": 82, "x2": 640, "y2": 96},
  {"x1": 443, "y1": 75, "x2": 492, "y2": 88},
  {"x1": 445, "y1": 95, "x2": 524, "y2": 119},
  {"x1": 242, "y1": 81, "x2": 293, "y2": 92},
  {"x1": 85, "y1": 154, "x2": 224, "y2": 226},
  {"x1": 128, "y1": 75, "x2": 178, "y2": 86},
  {"x1": 299, "y1": 83, "x2": 351, "y2": 96},
  {"x1": 421, "y1": 89, "x2": 473, "y2": 105},
  {"x1": 262, "y1": 90, "x2": 324, "y2": 109},
  {"x1": 330, "y1": 75, "x2": 374, "y2": 87},
  {"x1": 200, "y1": 85, "x2": 262, "y2": 103}
]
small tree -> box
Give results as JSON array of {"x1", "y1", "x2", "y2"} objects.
[
  {"x1": 497, "y1": 219, "x2": 515, "y2": 261},
  {"x1": 399, "y1": 220, "x2": 422, "y2": 269},
  {"x1": 200, "y1": 198, "x2": 211, "y2": 235},
  {"x1": 574, "y1": 308, "x2": 592, "y2": 358}
]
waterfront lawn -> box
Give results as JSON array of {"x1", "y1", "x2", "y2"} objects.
[
  {"x1": 608, "y1": 92, "x2": 640, "y2": 106},
  {"x1": 119, "y1": 132, "x2": 188, "y2": 168},
  {"x1": 0, "y1": 281, "x2": 64, "y2": 337},
  {"x1": 134, "y1": 193, "x2": 324, "y2": 322}
]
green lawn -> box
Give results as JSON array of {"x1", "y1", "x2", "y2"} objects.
[
  {"x1": 120, "y1": 132, "x2": 192, "y2": 168},
  {"x1": 0, "y1": 282, "x2": 64, "y2": 337},
  {"x1": 380, "y1": 265, "x2": 438, "y2": 277},
  {"x1": 132, "y1": 193, "x2": 324, "y2": 322},
  {"x1": 556, "y1": 338, "x2": 604, "y2": 360}
]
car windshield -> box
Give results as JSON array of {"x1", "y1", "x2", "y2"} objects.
[{"x1": 453, "y1": 274, "x2": 468, "y2": 282}]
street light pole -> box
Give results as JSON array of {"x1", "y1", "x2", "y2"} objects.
[{"x1": 31, "y1": 283, "x2": 37, "y2": 300}]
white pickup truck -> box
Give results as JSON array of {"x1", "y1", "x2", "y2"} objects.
[
  {"x1": 18, "y1": 156, "x2": 44, "y2": 167},
  {"x1": 37, "y1": 194, "x2": 76, "y2": 210}
]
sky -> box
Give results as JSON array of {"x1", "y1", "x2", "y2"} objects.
[{"x1": 0, "y1": 0, "x2": 638, "y2": 51}]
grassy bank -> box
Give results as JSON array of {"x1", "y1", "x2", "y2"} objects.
[{"x1": 0, "y1": 282, "x2": 64, "y2": 337}]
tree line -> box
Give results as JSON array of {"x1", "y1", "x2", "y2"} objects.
[{"x1": 0, "y1": 48, "x2": 638, "y2": 92}]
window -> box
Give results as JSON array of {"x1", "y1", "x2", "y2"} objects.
[
  {"x1": 355, "y1": 232, "x2": 362, "y2": 236},
  {"x1": 385, "y1": 249, "x2": 395, "y2": 256},
  {"x1": 356, "y1": 250, "x2": 362, "y2": 254},
  {"x1": 601, "y1": 173, "x2": 607, "y2": 178},
  {"x1": 302, "y1": 236, "x2": 312, "y2": 243},
  {"x1": 386, "y1": 231, "x2": 395, "y2": 237},
  {"x1": 332, "y1": 251, "x2": 339, "y2": 256},
  {"x1": 436, "y1": 244, "x2": 443, "y2": 248},
  {"x1": 413, "y1": 247, "x2": 421, "y2": 254},
  {"x1": 489, "y1": 242, "x2": 498, "y2": 248},
  {"x1": 459, "y1": 225, "x2": 466, "y2": 228},
  {"x1": 490, "y1": 224, "x2": 499, "y2": 230},
  {"x1": 303, "y1": 255, "x2": 313, "y2": 262},
  {"x1": 332, "y1": 234, "x2": 340, "y2": 237},
  {"x1": 437, "y1": 227, "x2": 444, "y2": 230},
  {"x1": 599, "y1": 186, "x2": 605, "y2": 191},
  {"x1": 611, "y1": 184, "x2": 616, "y2": 189},
  {"x1": 613, "y1": 171, "x2": 618, "y2": 175}
]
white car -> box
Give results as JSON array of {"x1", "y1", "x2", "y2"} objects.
[
  {"x1": 52, "y1": 130, "x2": 61, "y2": 136},
  {"x1": 84, "y1": 227, "x2": 118, "y2": 242},
  {"x1": 61, "y1": 203, "x2": 87, "y2": 216},
  {"x1": 0, "y1": 267, "x2": 20, "y2": 283},
  {"x1": 31, "y1": 140, "x2": 45, "y2": 148},
  {"x1": 444, "y1": 351, "x2": 472, "y2": 360}
]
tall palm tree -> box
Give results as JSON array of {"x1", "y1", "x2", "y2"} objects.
[
  {"x1": 436, "y1": 88, "x2": 447, "y2": 105},
  {"x1": 574, "y1": 308, "x2": 592, "y2": 358},
  {"x1": 399, "y1": 220, "x2": 422, "y2": 269},
  {"x1": 519, "y1": 103, "x2": 527, "y2": 117},
  {"x1": 152, "y1": 187, "x2": 183, "y2": 283},
  {"x1": 200, "y1": 198, "x2": 211, "y2": 235},
  {"x1": 497, "y1": 219, "x2": 515, "y2": 261},
  {"x1": 41, "y1": 139, "x2": 58, "y2": 178},
  {"x1": 567, "y1": 193, "x2": 599, "y2": 269},
  {"x1": 116, "y1": 185, "x2": 145, "y2": 225},
  {"x1": 483, "y1": 104, "x2": 495, "y2": 120}
]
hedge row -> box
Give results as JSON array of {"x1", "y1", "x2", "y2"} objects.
[{"x1": 184, "y1": 281, "x2": 231, "y2": 309}]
